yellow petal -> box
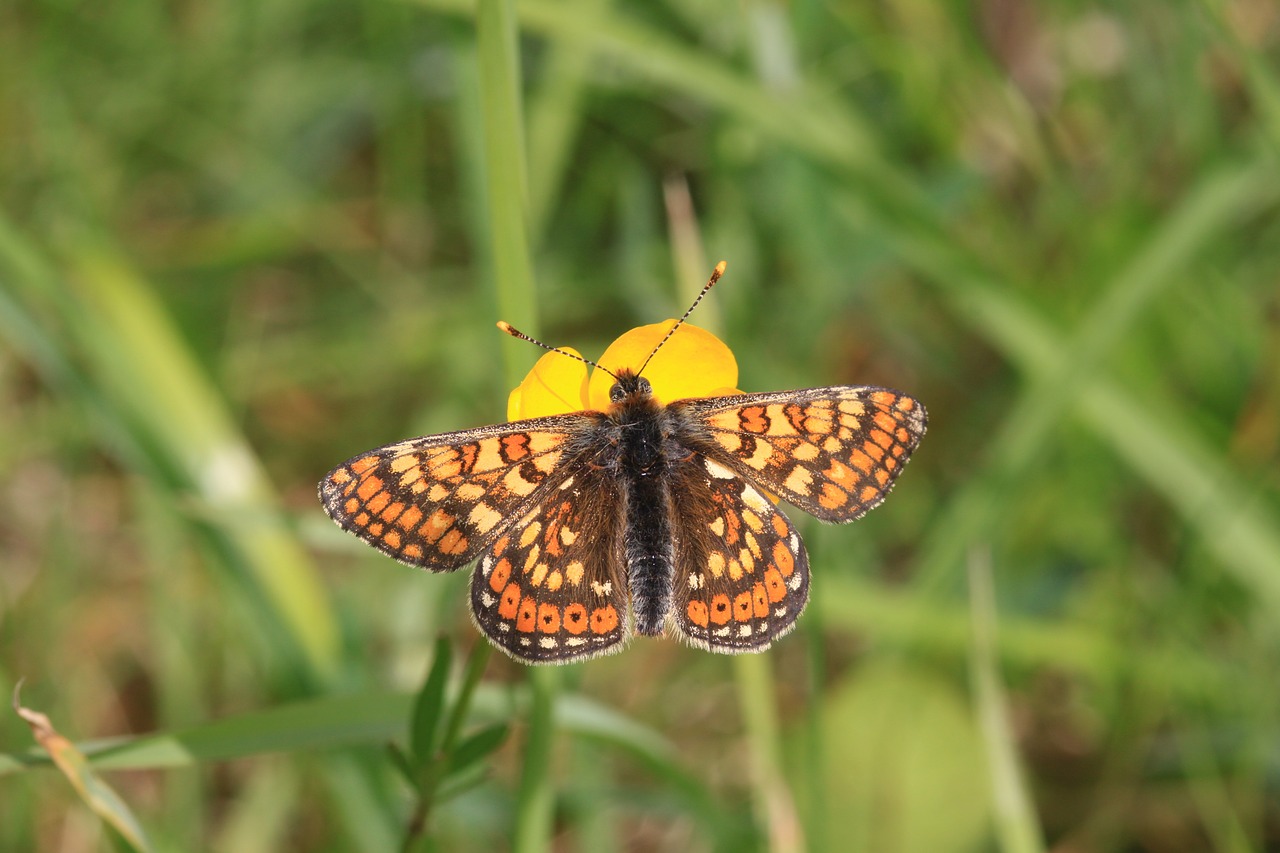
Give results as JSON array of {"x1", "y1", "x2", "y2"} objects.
[
  {"x1": 508, "y1": 348, "x2": 591, "y2": 420},
  {"x1": 587, "y1": 321, "x2": 738, "y2": 409}
]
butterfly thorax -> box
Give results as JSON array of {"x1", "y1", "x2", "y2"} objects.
[{"x1": 607, "y1": 369, "x2": 669, "y2": 473}]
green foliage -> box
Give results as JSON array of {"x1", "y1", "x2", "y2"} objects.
[{"x1": 2, "y1": 0, "x2": 1279, "y2": 850}]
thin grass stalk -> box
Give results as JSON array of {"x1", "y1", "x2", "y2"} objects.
[
  {"x1": 967, "y1": 550, "x2": 1045, "y2": 853},
  {"x1": 476, "y1": 0, "x2": 558, "y2": 849},
  {"x1": 732, "y1": 654, "x2": 803, "y2": 853}
]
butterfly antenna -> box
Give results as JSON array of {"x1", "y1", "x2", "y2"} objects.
[
  {"x1": 636, "y1": 260, "x2": 726, "y2": 377},
  {"x1": 496, "y1": 321, "x2": 618, "y2": 380}
]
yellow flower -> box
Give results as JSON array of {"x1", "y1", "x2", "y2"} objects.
[{"x1": 507, "y1": 321, "x2": 740, "y2": 420}]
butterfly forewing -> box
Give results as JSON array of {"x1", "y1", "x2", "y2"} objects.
[
  {"x1": 470, "y1": 463, "x2": 630, "y2": 663},
  {"x1": 319, "y1": 414, "x2": 598, "y2": 572},
  {"x1": 668, "y1": 453, "x2": 810, "y2": 653},
  {"x1": 675, "y1": 386, "x2": 927, "y2": 523}
]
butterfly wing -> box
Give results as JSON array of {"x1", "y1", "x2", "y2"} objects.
[
  {"x1": 673, "y1": 386, "x2": 927, "y2": 523},
  {"x1": 319, "y1": 413, "x2": 601, "y2": 572},
  {"x1": 470, "y1": 461, "x2": 630, "y2": 663},
  {"x1": 667, "y1": 451, "x2": 809, "y2": 652}
]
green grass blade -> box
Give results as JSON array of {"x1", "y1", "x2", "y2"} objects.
[{"x1": 968, "y1": 552, "x2": 1046, "y2": 853}]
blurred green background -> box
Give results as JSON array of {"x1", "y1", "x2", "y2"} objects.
[{"x1": 2, "y1": 0, "x2": 1279, "y2": 850}]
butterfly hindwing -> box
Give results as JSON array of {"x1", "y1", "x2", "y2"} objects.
[
  {"x1": 470, "y1": 462, "x2": 630, "y2": 663},
  {"x1": 667, "y1": 452, "x2": 810, "y2": 652},
  {"x1": 319, "y1": 414, "x2": 598, "y2": 572},
  {"x1": 674, "y1": 386, "x2": 927, "y2": 523}
]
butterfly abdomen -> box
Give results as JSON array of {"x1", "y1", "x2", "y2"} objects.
[{"x1": 623, "y1": 470, "x2": 674, "y2": 635}]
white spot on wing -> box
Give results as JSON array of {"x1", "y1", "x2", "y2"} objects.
[
  {"x1": 704, "y1": 458, "x2": 736, "y2": 479},
  {"x1": 742, "y1": 487, "x2": 770, "y2": 512}
]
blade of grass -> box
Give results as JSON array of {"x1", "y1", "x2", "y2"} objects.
[
  {"x1": 733, "y1": 654, "x2": 803, "y2": 853},
  {"x1": 524, "y1": 0, "x2": 610, "y2": 242},
  {"x1": 475, "y1": 1, "x2": 558, "y2": 850},
  {"x1": 967, "y1": 551, "x2": 1046, "y2": 853},
  {"x1": 14, "y1": 691, "x2": 154, "y2": 853}
]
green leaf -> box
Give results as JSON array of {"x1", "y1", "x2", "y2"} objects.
[
  {"x1": 446, "y1": 722, "x2": 509, "y2": 777},
  {"x1": 409, "y1": 636, "x2": 452, "y2": 771}
]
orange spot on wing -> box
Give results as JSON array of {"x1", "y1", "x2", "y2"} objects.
[
  {"x1": 498, "y1": 583, "x2": 521, "y2": 618},
  {"x1": 502, "y1": 434, "x2": 530, "y2": 461},
  {"x1": 825, "y1": 459, "x2": 856, "y2": 485},
  {"x1": 383, "y1": 529, "x2": 401, "y2": 550},
  {"x1": 764, "y1": 568, "x2": 787, "y2": 602},
  {"x1": 819, "y1": 483, "x2": 848, "y2": 510},
  {"x1": 439, "y1": 528, "x2": 467, "y2": 555},
  {"x1": 709, "y1": 594, "x2": 733, "y2": 625},
  {"x1": 421, "y1": 510, "x2": 453, "y2": 543},
  {"x1": 859, "y1": 485, "x2": 880, "y2": 504},
  {"x1": 771, "y1": 514, "x2": 789, "y2": 538},
  {"x1": 356, "y1": 477, "x2": 383, "y2": 501},
  {"x1": 489, "y1": 558, "x2": 513, "y2": 593},
  {"x1": 741, "y1": 406, "x2": 769, "y2": 434},
  {"x1": 403, "y1": 544, "x2": 423, "y2": 559},
  {"x1": 537, "y1": 603, "x2": 561, "y2": 633},
  {"x1": 733, "y1": 591, "x2": 753, "y2": 622},
  {"x1": 870, "y1": 390, "x2": 897, "y2": 407},
  {"x1": 752, "y1": 582, "x2": 770, "y2": 617},
  {"x1": 366, "y1": 491, "x2": 391, "y2": 515},
  {"x1": 589, "y1": 605, "x2": 619, "y2": 635},
  {"x1": 564, "y1": 604, "x2": 588, "y2": 634},
  {"x1": 773, "y1": 542, "x2": 795, "y2": 577},
  {"x1": 874, "y1": 411, "x2": 898, "y2": 433},
  {"x1": 687, "y1": 600, "x2": 710, "y2": 628},
  {"x1": 397, "y1": 504, "x2": 423, "y2": 530},
  {"x1": 849, "y1": 448, "x2": 875, "y2": 474},
  {"x1": 516, "y1": 596, "x2": 538, "y2": 632},
  {"x1": 330, "y1": 469, "x2": 351, "y2": 485},
  {"x1": 351, "y1": 457, "x2": 379, "y2": 475},
  {"x1": 344, "y1": 497, "x2": 360, "y2": 516}
]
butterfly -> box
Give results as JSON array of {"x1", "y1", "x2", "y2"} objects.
[{"x1": 319, "y1": 263, "x2": 927, "y2": 664}]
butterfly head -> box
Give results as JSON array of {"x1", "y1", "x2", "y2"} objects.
[{"x1": 608, "y1": 369, "x2": 653, "y2": 404}]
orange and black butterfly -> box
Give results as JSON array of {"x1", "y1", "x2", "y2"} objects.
[{"x1": 320, "y1": 263, "x2": 927, "y2": 664}]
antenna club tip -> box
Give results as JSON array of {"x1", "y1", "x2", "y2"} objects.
[
  {"x1": 496, "y1": 320, "x2": 516, "y2": 335},
  {"x1": 714, "y1": 260, "x2": 727, "y2": 275}
]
